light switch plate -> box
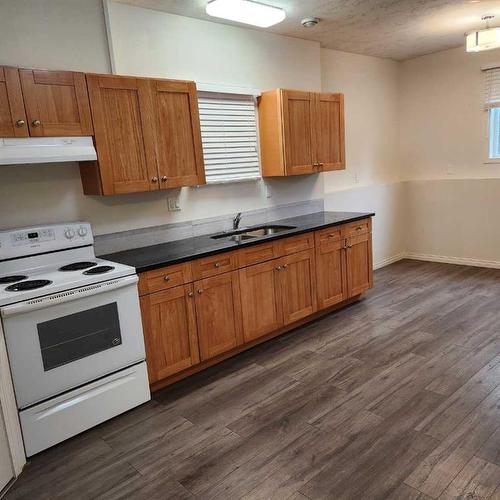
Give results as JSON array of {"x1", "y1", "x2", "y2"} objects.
[{"x1": 168, "y1": 197, "x2": 181, "y2": 211}]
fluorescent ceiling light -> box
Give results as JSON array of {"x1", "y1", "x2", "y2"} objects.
[
  {"x1": 206, "y1": 0, "x2": 286, "y2": 28},
  {"x1": 466, "y1": 27, "x2": 500, "y2": 52}
]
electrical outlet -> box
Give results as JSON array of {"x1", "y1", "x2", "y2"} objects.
[{"x1": 168, "y1": 197, "x2": 181, "y2": 211}]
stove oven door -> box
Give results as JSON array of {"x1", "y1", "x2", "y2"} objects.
[{"x1": 0, "y1": 275, "x2": 145, "y2": 409}]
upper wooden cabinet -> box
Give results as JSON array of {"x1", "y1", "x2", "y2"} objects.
[
  {"x1": 19, "y1": 69, "x2": 93, "y2": 137},
  {"x1": 258, "y1": 89, "x2": 345, "y2": 176},
  {"x1": 81, "y1": 74, "x2": 205, "y2": 195},
  {"x1": 0, "y1": 67, "x2": 92, "y2": 138},
  {"x1": 0, "y1": 67, "x2": 28, "y2": 137}
]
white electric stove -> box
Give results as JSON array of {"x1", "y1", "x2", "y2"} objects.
[{"x1": 0, "y1": 222, "x2": 150, "y2": 456}]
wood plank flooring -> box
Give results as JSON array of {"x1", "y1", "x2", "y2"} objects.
[{"x1": 5, "y1": 260, "x2": 500, "y2": 500}]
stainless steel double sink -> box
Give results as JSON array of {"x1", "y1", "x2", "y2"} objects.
[{"x1": 211, "y1": 225, "x2": 296, "y2": 243}]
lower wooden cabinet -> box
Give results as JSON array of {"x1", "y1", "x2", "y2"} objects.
[
  {"x1": 194, "y1": 272, "x2": 243, "y2": 361},
  {"x1": 140, "y1": 284, "x2": 199, "y2": 384},
  {"x1": 239, "y1": 259, "x2": 283, "y2": 342},
  {"x1": 139, "y1": 219, "x2": 373, "y2": 388}
]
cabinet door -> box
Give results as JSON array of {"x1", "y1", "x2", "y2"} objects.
[
  {"x1": 314, "y1": 93, "x2": 345, "y2": 171},
  {"x1": 239, "y1": 260, "x2": 283, "y2": 342},
  {"x1": 279, "y1": 250, "x2": 316, "y2": 325},
  {"x1": 86, "y1": 74, "x2": 158, "y2": 195},
  {"x1": 346, "y1": 232, "x2": 373, "y2": 297},
  {"x1": 0, "y1": 67, "x2": 28, "y2": 137},
  {"x1": 315, "y1": 232, "x2": 347, "y2": 310},
  {"x1": 19, "y1": 69, "x2": 93, "y2": 137},
  {"x1": 151, "y1": 80, "x2": 205, "y2": 188},
  {"x1": 281, "y1": 90, "x2": 315, "y2": 175},
  {"x1": 194, "y1": 272, "x2": 243, "y2": 361},
  {"x1": 140, "y1": 284, "x2": 199, "y2": 383}
]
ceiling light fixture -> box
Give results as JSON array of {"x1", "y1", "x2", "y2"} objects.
[
  {"x1": 301, "y1": 17, "x2": 320, "y2": 28},
  {"x1": 206, "y1": 0, "x2": 286, "y2": 28},
  {"x1": 466, "y1": 15, "x2": 500, "y2": 52}
]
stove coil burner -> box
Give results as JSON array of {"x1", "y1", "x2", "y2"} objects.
[
  {"x1": 5, "y1": 280, "x2": 53, "y2": 292},
  {"x1": 0, "y1": 275, "x2": 28, "y2": 284},
  {"x1": 83, "y1": 266, "x2": 115, "y2": 275},
  {"x1": 59, "y1": 262, "x2": 97, "y2": 272}
]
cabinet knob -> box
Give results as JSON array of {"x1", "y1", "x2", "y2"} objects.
[
  {"x1": 197, "y1": 289, "x2": 204, "y2": 294},
  {"x1": 214, "y1": 262, "x2": 220, "y2": 268},
  {"x1": 161, "y1": 176, "x2": 167, "y2": 182},
  {"x1": 164, "y1": 276, "x2": 170, "y2": 282},
  {"x1": 32, "y1": 119, "x2": 41, "y2": 127},
  {"x1": 318, "y1": 162, "x2": 324, "y2": 167},
  {"x1": 313, "y1": 163, "x2": 319, "y2": 167},
  {"x1": 187, "y1": 291, "x2": 194, "y2": 297},
  {"x1": 15, "y1": 119, "x2": 25, "y2": 127},
  {"x1": 151, "y1": 176, "x2": 158, "y2": 183},
  {"x1": 275, "y1": 265, "x2": 282, "y2": 271},
  {"x1": 282, "y1": 264, "x2": 288, "y2": 269}
]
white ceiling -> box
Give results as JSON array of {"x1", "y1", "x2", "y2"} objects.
[{"x1": 119, "y1": 0, "x2": 500, "y2": 60}]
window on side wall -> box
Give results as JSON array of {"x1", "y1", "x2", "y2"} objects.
[
  {"x1": 485, "y1": 67, "x2": 500, "y2": 159},
  {"x1": 197, "y1": 91, "x2": 261, "y2": 184}
]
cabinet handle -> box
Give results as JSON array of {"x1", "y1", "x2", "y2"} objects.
[
  {"x1": 275, "y1": 265, "x2": 282, "y2": 271},
  {"x1": 318, "y1": 162, "x2": 324, "y2": 167},
  {"x1": 282, "y1": 264, "x2": 288, "y2": 269},
  {"x1": 32, "y1": 119, "x2": 41, "y2": 127},
  {"x1": 356, "y1": 226, "x2": 363, "y2": 231},
  {"x1": 151, "y1": 176, "x2": 158, "y2": 183},
  {"x1": 328, "y1": 233, "x2": 336, "y2": 238},
  {"x1": 313, "y1": 163, "x2": 319, "y2": 167},
  {"x1": 164, "y1": 276, "x2": 170, "y2": 282},
  {"x1": 187, "y1": 291, "x2": 194, "y2": 297},
  {"x1": 214, "y1": 262, "x2": 220, "y2": 268},
  {"x1": 15, "y1": 119, "x2": 25, "y2": 127},
  {"x1": 161, "y1": 176, "x2": 167, "y2": 182},
  {"x1": 197, "y1": 289, "x2": 204, "y2": 294}
]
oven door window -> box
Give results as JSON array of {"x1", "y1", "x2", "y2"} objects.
[{"x1": 37, "y1": 303, "x2": 122, "y2": 371}]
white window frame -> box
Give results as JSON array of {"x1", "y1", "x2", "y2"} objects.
[{"x1": 197, "y1": 85, "x2": 262, "y2": 185}]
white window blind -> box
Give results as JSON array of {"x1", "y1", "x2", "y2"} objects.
[
  {"x1": 484, "y1": 67, "x2": 500, "y2": 109},
  {"x1": 198, "y1": 92, "x2": 261, "y2": 184}
]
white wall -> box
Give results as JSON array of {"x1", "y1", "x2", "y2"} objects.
[
  {"x1": 0, "y1": 0, "x2": 325, "y2": 235},
  {"x1": 320, "y1": 49, "x2": 404, "y2": 268},
  {"x1": 400, "y1": 46, "x2": 500, "y2": 265}
]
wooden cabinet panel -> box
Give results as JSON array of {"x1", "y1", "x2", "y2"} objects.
[
  {"x1": 281, "y1": 90, "x2": 315, "y2": 175},
  {"x1": 19, "y1": 69, "x2": 92, "y2": 137},
  {"x1": 314, "y1": 93, "x2": 345, "y2": 171},
  {"x1": 140, "y1": 284, "x2": 199, "y2": 383},
  {"x1": 279, "y1": 250, "x2": 316, "y2": 325},
  {"x1": 192, "y1": 252, "x2": 236, "y2": 280},
  {"x1": 344, "y1": 219, "x2": 370, "y2": 238},
  {"x1": 0, "y1": 67, "x2": 28, "y2": 137},
  {"x1": 346, "y1": 232, "x2": 373, "y2": 298},
  {"x1": 239, "y1": 260, "x2": 283, "y2": 342},
  {"x1": 278, "y1": 233, "x2": 314, "y2": 256},
  {"x1": 84, "y1": 74, "x2": 158, "y2": 195},
  {"x1": 139, "y1": 262, "x2": 192, "y2": 296},
  {"x1": 194, "y1": 272, "x2": 243, "y2": 361},
  {"x1": 237, "y1": 241, "x2": 280, "y2": 267},
  {"x1": 315, "y1": 234, "x2": 347, "y2": 310},
  {"x1": 150, "y1": 80, "x2": 205, "y2": 188}
]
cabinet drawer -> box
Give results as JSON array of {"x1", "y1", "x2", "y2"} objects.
[
  {"x1": 277, "y1": 233, "x2": 314, "y2": 256},
  {"x1": 139, "y1": 262, "x2": 193, "y2": 295},
  {"x1": 343, "y1": 219, "x2": 371, "y2": 238},
  {"x1": 237, "y1": 241, "x2": 281, "y2": 267},
  {"x1": 193, "y1": 252, "x2": 237, "y2": 280}
]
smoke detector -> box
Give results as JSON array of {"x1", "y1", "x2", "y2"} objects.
[{"x1": 301, "y1": 17, "x2": 319, "y2": 28}]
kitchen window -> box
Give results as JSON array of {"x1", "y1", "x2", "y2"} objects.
[
  {"x1": 484, "y1": 66, "x2": 500, "y2": 159},
  {"x1": 198, "y1": 91, "x2": 261, "y2": 183}
]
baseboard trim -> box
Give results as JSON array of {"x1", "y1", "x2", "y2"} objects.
[
  {"x1": 405, "y1": 252, "x2": 500, "y2": 269},
  {"x1": 374, "y1": 252, "x2": 406, "y2": 270}
]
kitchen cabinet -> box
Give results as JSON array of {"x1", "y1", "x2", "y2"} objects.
[
  {"x1": 150, "y1": 79, "x2": 205, "y2": 188},
  {"x1": 258, "y1": 89, "x2": 345, "y2": 176},
  {"x1": 194, "y1": 272, "x2": 243, "y2": 360},
  {"x1": 80, "y1": 74, "x2": 205, "y2": 195},
  {"x1": 140, "y1": 284, "x2": 200, "y2": 383},
  {"x1": 239, "y1": 259, "x2": 283, "y2": 342},
  {"x1": 346, "y1": 231, "x2": 373, "y2": 297},
  {"x1": 0, "y1": 66, "x2": 28, "y2": 137},
  {"x1": 19, "y1": 69, "x2": 93, "y2": 137}
]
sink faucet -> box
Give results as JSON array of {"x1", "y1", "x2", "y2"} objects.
[{"x1": 233, "y1": 212, "x2": 242, "y2": 230}]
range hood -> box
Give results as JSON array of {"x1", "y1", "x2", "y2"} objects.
[{"x1": 0, "y1": 137, "x2": 97, "y2": 165}]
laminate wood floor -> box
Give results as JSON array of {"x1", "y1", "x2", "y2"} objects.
[{"x1": 6, "y1": 260, "x2": 500, "y2": 500}]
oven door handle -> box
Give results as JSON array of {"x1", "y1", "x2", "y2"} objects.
[{"x1": 0, "y1": 275, "x2": 139, "y2": 318}]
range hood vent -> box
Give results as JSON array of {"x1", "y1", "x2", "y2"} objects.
[{"x1": 0, "y1": 137, "x2": 97, "y2": 165}]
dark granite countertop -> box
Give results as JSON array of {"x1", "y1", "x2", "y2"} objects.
[{"x1": 101, "y1": 211, "x2": 375, "y2": 273}]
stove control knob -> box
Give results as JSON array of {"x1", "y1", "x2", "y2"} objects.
[
  {"x1": 78, "y1": 226, "x2": 88, "y2": 237},
  {"x1": 64, "y1": 228, "x2": 75, "y2": 239}
]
